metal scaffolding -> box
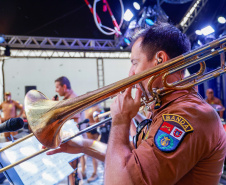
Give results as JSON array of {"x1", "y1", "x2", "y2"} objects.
[
  {"x1": 0, "y1": 35, "x2": 131, "y2": 59},
  {"x1": 1, "y1": 49, "x2": 130, "y2": 59},
  {"x1": 178, "y1": 0, "x2": 208, "y2": 33},
  {"x1": 0, "y1": 35, "x2": 121, "y2": 50}
]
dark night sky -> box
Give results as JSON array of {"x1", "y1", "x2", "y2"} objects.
[{"x1": 0, "y1": 0, "x2": 225, "y2": 40}]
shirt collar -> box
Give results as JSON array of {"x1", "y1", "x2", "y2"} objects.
[
  {"x1": 63, "y1": 90, "x2": 73, "y2": 100},
  {"x1": 151, "y1": 88, "x2": 198, "y2": 117}
]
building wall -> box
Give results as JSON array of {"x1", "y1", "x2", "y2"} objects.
[{"x1": 1, "y1": 58, "x2": 131, "y2": 109}]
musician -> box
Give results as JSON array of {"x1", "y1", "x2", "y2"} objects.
[
  {"x1": 205, "y1": 88, "x2": 225, "y2": 119},
  {"x1": 47, "y1": 23, "x2": 226, "y2": 185},
  {"x1": 0, "y1": 92, "x2": 24, "y2": 141},
  {"x1": 54, "y1": 76, "x2": 86, "y2": 185},
  {"x1": 54, "y1": 76, "x2": 83, "y2": 122}
]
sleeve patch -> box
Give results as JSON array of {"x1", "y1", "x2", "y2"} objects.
[{"x1": 154, "y1": 114, "x2": 193, "y2": 152}]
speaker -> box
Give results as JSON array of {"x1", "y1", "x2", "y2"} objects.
[
  {"x1": 4, "y1": 45, "x2": 10, "y2": 56},
  {"x1": 25, "y1": 86, "x2": 36, "y2": 95}
]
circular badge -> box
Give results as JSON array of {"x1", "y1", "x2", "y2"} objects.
[{"x1": 156, "y1": 133, "x2": 174, "y2": 151}]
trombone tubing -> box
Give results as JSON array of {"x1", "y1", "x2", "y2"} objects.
[
  {"x1": 0, "y1": 117, "x2": 112, "y2": 173},
  {"x1": 0, "y1": 133, "x2": 33, "y2": 153}
]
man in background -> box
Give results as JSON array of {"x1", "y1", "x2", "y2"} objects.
[
  {"x1": 54, "y1": 76, "x2": 83, "y2": 122},
  {"x1": 0, "y1": 92, "x2": 24, "y2": 141},
  {"x1": 206, "y1": 88, "x2": 225, "y2": 119},
  {"x1": 54, "y1": 76, "x2": 86, "y2": 185}
]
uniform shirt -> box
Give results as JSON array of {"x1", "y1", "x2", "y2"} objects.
[{"x1": 126, "y1": 88, "x2": 226, "y2": 185}]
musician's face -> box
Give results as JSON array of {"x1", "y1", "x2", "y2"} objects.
[
  {"x1": 130, "y1": 38, "x2": 156, "y2": 90},
  {"x1": 55, "y1": 82, "x2": 65, "y2": 96}
]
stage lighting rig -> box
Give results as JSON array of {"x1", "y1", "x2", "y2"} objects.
[{"x1": 118, "y1": 0, "x2": 168, "y2": 50}]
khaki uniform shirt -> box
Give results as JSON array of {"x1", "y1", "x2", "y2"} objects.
[{"x1": 126, "y1": 89, "x2": 226, "y2": 185}]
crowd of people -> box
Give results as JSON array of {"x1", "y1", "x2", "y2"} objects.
[{"x1": 0, "y1": 22, "x2": 226, "y2": 185}]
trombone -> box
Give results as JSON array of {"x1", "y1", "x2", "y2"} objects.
[{"x1": 0, "y1": 36, "x2": 225, "y2": 173}]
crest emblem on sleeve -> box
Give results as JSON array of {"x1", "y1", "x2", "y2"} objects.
[{"x1": 154, "y1": 114, "x2": 193, "y2": 152}]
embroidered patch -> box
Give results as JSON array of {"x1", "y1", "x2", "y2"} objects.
[{"x1": 154, "y1": 114, "x2": 193, "y2": 152}]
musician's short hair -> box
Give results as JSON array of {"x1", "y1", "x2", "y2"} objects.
[
  {"x1": 55, "y1": 76, "x2": 71, "y2": 90},
  {"x1": 132, "y1": 22, "x2": 191, "y2": 60}
]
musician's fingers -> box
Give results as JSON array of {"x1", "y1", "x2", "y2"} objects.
[
  {"x1": 125, "y1": 86, "x2": 133, "y2": 97},
  {"x1": 42, "y1": 145, "x2": 47, "y2": 149},
  {"x1": 135, "y1": 88, "x2": 142, "y2": 106},
  {"x1": 46, "y1": 148, "x2": 63, "y2": 155}
]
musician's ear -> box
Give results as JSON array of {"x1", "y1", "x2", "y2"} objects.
[
  {"x1": 155, "y1": 51, "x2": 169, "y2": 66},
  {"x1": 63, "y1": 84, "x2": 67, "y2": 91}
]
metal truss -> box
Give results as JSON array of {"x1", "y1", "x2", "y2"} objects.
[
  {"x1": 178, "y1": 0, "x2": 208, "y2": 33},
  {"x1": 1, "y1": 49, "x2": 130, "y2": 59},
  {"x1": 0, "y1": 35, "x2": 121, "y2": 51},
  {"x1": 0, "y1": 35, "x2": 131, "y2": 59},
  {"x1": 96, "y1": 58, "x2": 105, "y2": 88}
]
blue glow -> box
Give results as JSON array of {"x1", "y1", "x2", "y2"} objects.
[
  {"x1": 0, "y1": 36, "x2": 4, "y2": 43},
  {"x1": 145, "y1": 19, "x2": 154, "y2": 26},
  {"x1": 124, "y1": 38, "x2": 131, "y2": 45}
]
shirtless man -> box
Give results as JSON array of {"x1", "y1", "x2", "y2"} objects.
[
  {"x1": 206, "y1": 88, "x2": 225, "y2": 118},
  {"x1": 0, "y1": 92, "x2": 23, "y2": 141}
]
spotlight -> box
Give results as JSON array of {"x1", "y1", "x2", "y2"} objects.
[
  {"x1": 128, "y1": 20, "x2": 137, "y2": 29},
  {"x1": 200, "y1": 25, "x2": 215, "y2": 36},
  {"x1": 218, "y1": 16, "x2": 226, "y2": 24},
  {"x1": 124, "y1": 9, "x2": 134, "y2": 21},
  {"x1": 195, "y1": 30, "x2": 202, "y2": 35},
  {"x1": 133, "y1": 2, "x2": 140, "y2": 10}
]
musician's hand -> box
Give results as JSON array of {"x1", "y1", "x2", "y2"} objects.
[
  {"x1": 42, "y1": 137, "x2": 84, "y2": 155},
  {"x1": 110, "y1": 86, "x2": 142, "y2": 126},
  {"x1": 52, "y1": 95, "x2": 59, "y2": 101}
]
